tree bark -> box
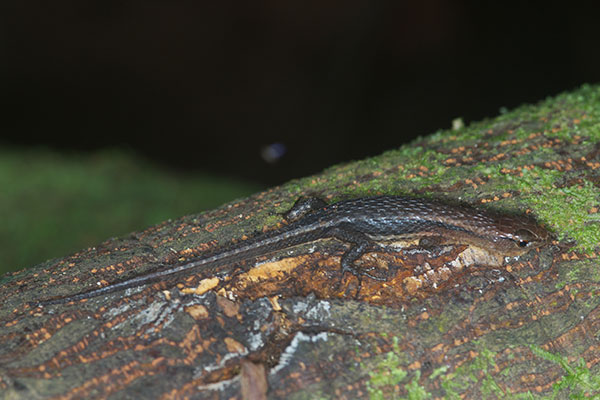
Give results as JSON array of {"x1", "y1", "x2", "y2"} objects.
[{"x1": 1, "y1": 84, "x2": 600, "y2": 399}]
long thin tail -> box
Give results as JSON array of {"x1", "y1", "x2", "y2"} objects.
[{"x1": 31, "y1": 223, "x2": 327, "y2": 307}]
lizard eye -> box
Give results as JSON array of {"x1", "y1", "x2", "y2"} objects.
[{"x1": 514, "y1": 228, "x2": 537, "y2": 248}]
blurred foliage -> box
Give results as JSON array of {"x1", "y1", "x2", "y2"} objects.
[{"x1": 0, "y1": 147, "x2": 261, "y2": 274}]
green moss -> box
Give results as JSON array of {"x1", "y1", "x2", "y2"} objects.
[
  {"x1": 364, "y1": 337, "x2": 431, "y2": 400},
  {"x1": 365, "y1": 337, "x2": 405, "y2": 399},
  {"x1": 555, "y1": 260, "x2": 600, "y2": 290},
  {"x1": 427, "y1": 84, "x2": 600, "y2": 148},
  {"x1": 433, "y1": 342, "x2": 580, "y2": 399},
  {"x1": 438, "y1": 160, "x2": 600, "y2": 254},
  {"x1": 530, "y1": 345, "x2": 600, "y2": 398},
  {"x1": 429, "y1": 366, "x2": 449, "y2": 380},
  {"x1": 440, "y1": 345, "x2": 509, "y2": 399},
  {"x1": 431, "y1": 341, "x2": 600, "y2": 399},
  {"x1": 523, "y1": 177, "x2": 599, "y2": 253},
  {"x1": 544, "y1": 85, "x2": 600, "y2": 142},
  {"x1": 403, "y1": 371, "x2": 430, "y2": 400}
]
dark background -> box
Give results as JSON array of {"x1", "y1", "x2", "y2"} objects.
[{"x1": 2, "y1": 1, "x2": 599, "y2": 186}]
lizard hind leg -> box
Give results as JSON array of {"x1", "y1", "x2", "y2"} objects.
[{"x1": 329, "y1": 226, "x2": 388, "y2": 282}]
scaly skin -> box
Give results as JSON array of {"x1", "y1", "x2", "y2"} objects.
[{"x1": 32, "y1": 196, "x2": 549, "y2": 306}]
